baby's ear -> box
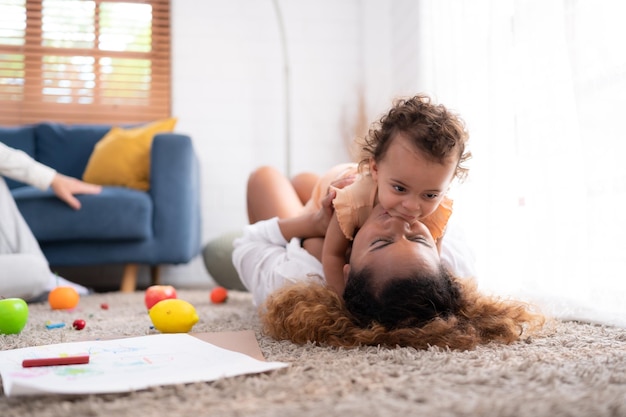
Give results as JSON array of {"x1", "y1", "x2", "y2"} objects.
[
  {"x1": 369, "y1": 159, "x2": 379, "y2": 180},
  {"x1": 342, "y1": 264, "x2": 351, "y2": 284}
]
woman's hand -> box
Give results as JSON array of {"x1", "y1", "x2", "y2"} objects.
[
  {"x1": 312, "y1": 174, "x2": 356, "y2": 236},
  {"x1": 50, "y1": 173, "x2": 102, "y2": 210},
  {"x1": 312, "y1": 189, "x2": 337, "y2": 236},
  {"x1": 279, "y1": 172, "x2": 357, "y2": 242}
]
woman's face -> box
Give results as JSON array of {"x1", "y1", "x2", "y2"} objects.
[{"x1": 343, "y1": 204, "x2": 441, "y2": 284}]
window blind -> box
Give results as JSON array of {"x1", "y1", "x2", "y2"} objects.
[{"x1": 0, "y1": 0, "x2": 171, "y2": 125}]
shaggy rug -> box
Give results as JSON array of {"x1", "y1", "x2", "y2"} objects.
[{"x1": 1, "y1": 289, "x2": 626, "y2": 417}]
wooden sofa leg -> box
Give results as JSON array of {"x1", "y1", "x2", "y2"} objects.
[
  {"x1": 120, "y1": 264, "x2": 139, "y2": 292},
  {"x1": 150, "y1": 265, "x2": 161, "y2": 286}
]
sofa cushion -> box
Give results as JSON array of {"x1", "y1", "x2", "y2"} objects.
[
  {"x1": 35, "y1": 123, "x2": 112, "y2": 179},
  {"x1": 0, "y1": 125, "x2": 37, "y2": 189},
  {"x1": 82, "y1": 118, "x2": 178, "y2": 191},
  {"x1": 13, "y1": 186, "x2": 153, "y2": 242}
]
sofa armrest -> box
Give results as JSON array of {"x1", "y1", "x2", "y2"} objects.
[{"x1": 149, "y1": 133, "x2": 202, "y2": 263}]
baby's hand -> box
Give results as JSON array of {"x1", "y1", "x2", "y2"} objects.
[{"x1": 329, "y1": 174, "x2": 356, "y2": 191}]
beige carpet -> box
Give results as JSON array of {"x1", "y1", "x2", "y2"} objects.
[{"x1": 1, "y1": 289, "x2": 626, "y2": 417}]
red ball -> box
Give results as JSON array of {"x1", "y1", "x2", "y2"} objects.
[
  {"x1": 210, "y1": 287, "x2": 228, "y2": 304},
  {"x1": 72, "y1": 319, "x2": 86, "y2": 330},
  {"x1": 100, "y1": 303, "x2": 109, "y2": 310}
]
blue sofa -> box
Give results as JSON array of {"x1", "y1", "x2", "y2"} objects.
[{"x1": 0, "y1": 122, "x2": 202, "y2": 292}]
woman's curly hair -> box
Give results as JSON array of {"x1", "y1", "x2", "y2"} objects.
[
  {"x1": 358, "y1": 94, "x2": 471, "y2": 182},
  {"x1": 342, "y1": 264, "x2": 462, "y2": 330},
  {"x1": 260, "y1": 277, "x2": 544, "y2": 351}
]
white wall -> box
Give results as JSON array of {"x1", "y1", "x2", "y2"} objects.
[{"x1": 162, "y1": 0, "x2": 392, "y2": 287}]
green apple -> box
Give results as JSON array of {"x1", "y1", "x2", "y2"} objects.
[{"x1": 0, "y1": 298, "x2": 29, "y2": 334}]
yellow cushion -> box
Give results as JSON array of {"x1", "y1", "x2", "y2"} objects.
[{"x1": 82, "y1": 118, "x2": 178, "y2": 191}]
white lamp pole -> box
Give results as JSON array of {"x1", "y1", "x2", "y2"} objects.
[{"x1": 271, "y1": 0, "x2": 292, "y2": 178}]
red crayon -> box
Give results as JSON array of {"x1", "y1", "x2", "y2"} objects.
[{"x1": 22, "y1": 355, "x2": 90, "y2": 368}]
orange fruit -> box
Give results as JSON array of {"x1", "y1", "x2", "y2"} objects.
[{"x1": 48, "y1": 286, "x2": 80, "y2": 310}]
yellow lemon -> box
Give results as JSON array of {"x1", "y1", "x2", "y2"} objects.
[{"x1": 148, "y1": 299, "x2": 199, "y2": 333}]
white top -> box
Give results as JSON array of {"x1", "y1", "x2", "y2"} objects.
[
  {"x1": 0, "y1": 142, "x2": 56, "y2": 190},
  {"x1": 232, "y1": 216, "x2": 477, "y2": 306}
]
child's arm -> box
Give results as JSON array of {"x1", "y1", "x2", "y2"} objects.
[{"x1": 322, "y1": 214, "x2": 351, "y2": 296}]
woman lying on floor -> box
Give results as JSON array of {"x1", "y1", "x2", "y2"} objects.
[{"x1": 230, "y1": 166, "x2": 545, "y2": 351}]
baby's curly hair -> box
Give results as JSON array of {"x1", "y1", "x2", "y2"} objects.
[
  {"x1": 359, "y1": 94, "x2": 471, "y2": 181},
  {"x1": 260, "y1": 276, "x2": 544, "y2": 351}
]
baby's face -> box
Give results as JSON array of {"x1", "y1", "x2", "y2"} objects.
[{"x1": 370, "y1": 133, "x2": 457, "y2": 224}]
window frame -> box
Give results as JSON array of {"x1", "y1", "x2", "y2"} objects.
[{"x1": 0, "y1": 0, "x2": 171, "y2": 125}]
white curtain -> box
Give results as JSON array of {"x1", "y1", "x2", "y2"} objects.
[{"x1": 413, "y1": 0, "x2": 626, "y2": 325}]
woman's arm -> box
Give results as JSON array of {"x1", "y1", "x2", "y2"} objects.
[
  {"x1": 0, "y1": 142, "x2": 101, "y2": 209},
  {"x1": 277, "y1": 188, "x2": 336, "y2": 241},
  {"x1": 232, "y1": 216, "x2": 327, "y2": 307},
  {"x1": 0, "y1": 141, "x2": 56, "y2": 190}
]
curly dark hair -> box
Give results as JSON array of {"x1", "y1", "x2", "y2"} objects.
[
  {"x1": 359, "y1": 94, "x2": 471, "y2": 181},
  {"x1": 260, "y1": 276, "x2": 544, "y2": 351},
  {"x1": 343, "y1": 264, "x2": 462, "y2": 330}
]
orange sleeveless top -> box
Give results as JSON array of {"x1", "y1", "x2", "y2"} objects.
[{"x1": 304, "y1": 163, "x2": 453, "y2": 241}]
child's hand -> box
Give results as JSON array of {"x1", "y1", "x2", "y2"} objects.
[{"x1": 329, "y1": 174, "x2": 356, "y2": 192}]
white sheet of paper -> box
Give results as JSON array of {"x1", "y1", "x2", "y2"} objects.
[{"x1": 0, "y1": 333, "x2": 288, "y2": 397}]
